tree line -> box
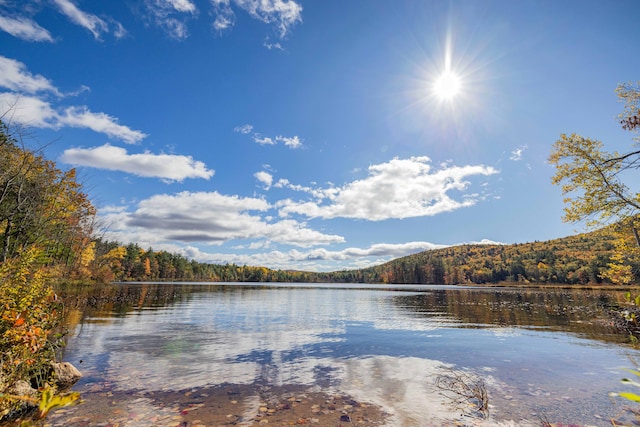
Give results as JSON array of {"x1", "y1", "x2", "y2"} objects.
[{"x1": 93, "y1": 228, "x2": 622, "y2": 285}]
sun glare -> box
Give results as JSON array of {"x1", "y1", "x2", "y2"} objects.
[{"x1": 433, "y1": 71, "x2": 461, "y2": 100}]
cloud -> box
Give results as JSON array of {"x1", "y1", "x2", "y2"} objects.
[
  {"x1": 52, "y1": 0, "x2": 110, "y2": 39},
  {"x1": 211, "y1": 0, "x2": 302, "y2": 38},
  {"x1": 0, "y1": 15, "x2": 53, "y2": 42},
  {"x1": 276, "y1": 135, "x2": 302, "y2": 149},
  {"x1": 253, "y1": 135, "x2": 275, "y2": 145},
  {"x1": 236, "y1": 124, "x2": 302, "y2": 149},
  {"x1": 0, "y1": 94, "x2": 147, "y2": 143},
  {"x1": 0, "y1": 56, "x2": 60, "y2": 95},
  {"x1": 145, "y1": 0, "x2": 198, "y2": 40},
  {"x1": 100, "y1": 191, "x2": 344, "y2": 248},
  {"x1": 59, "y1": 107, "x2": 147, "y2": 143},
  {"x1": 255, "y1": 171, "x2": 273, "y2": 189},
  {"x1": 171, "y1": 240, "x2": 448, "y2": 271},
  {"x1": 61, "y1": 144, "x2": 214, "y2": 182},
  {"x1": 277, "y1": 156, "x2": 498, "y2": 220},
  {"x1": 509, "y1": 144, "x2": 527, "y2": 161},
  {"x1": 234, "y1": 0, "x2": 302, "y2": 38},
  {"x1": 234, "y1": 124, "x2": 253, "y2": 134},
  {"x1": 211, "y1": 0, "x2": 235, "y2": 32}
]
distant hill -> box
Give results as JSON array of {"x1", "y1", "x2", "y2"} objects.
[
  {"x1": 313, "y1": 228, "x2": 617, "y2": 285},
  {"x1": 98, "y1": 228, "x2": 620, "y2": 285}
]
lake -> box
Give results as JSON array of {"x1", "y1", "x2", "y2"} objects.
[{"x1": 44, "y1": 283, "x2": 640, "y2": 427}]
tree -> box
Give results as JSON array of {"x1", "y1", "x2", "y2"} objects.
[
  {"x1": 0, "y1": 120, "x2": 96, "y2": 274},
  {"x1": 549, "y1": 82, "x2": 640, "y2": 284}
]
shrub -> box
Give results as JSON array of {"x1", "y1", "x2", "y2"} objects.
[{"x1": 0, "y1": 248, "x2": 65, "y2": 420}]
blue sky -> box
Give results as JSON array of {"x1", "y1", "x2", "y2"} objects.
[{"x1": 1, "y1": 0, "x2": 638, "y2": 272}]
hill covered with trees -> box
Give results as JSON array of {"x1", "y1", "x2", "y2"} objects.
[
  {"x1": 324, "y1": 229, "x2": 620, "y2": 285},
  {"x1": 95, "y1": 227, "x2": 626, "y2": 286}
]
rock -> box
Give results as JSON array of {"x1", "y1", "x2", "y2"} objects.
[
  {"x1": 10, "y1": 380, "x2": 37, "y2": 398},
  {"x1": 52, "y1": 362, "x2": 82, "y2": 389},
  {"x1": 5, "y1": 380, "x2": 39, "y2": 414}
]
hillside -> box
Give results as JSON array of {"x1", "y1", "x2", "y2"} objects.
[
  {"x1": 314, "y1": 228, "x2": 618, "y2": 285},
  {"x1": 96, "y1": 228, "x2": 623, "y2": 285}
]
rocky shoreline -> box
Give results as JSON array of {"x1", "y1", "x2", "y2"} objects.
[{"x1": 43, "y1": 384, "x2": 389, "y2": 427}]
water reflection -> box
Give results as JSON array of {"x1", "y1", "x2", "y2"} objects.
[{"x1": 53, "y1": 283, "x2": 635, "y2": 426}]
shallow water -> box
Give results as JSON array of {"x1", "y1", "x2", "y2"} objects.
[{"x1": 48, "y1": 283, "x2": 640, "y2": 426}]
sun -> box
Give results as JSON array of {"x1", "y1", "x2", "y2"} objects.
[{"x1": 432, "y1": 71, "x2": 461, "y2": 100}]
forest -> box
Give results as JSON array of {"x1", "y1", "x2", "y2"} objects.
[{"x1": 92, "y1": 227, "x2": 623, "y2": 286}]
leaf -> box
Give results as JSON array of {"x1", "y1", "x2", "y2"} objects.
[
  {"x1": 617, "y1": 391, "x2": 640, "y2": 402},
  {"x1": 38, "y1": 387, "x2": 80, "y2": 418},
  {"x1": 622, "y1": 368, "x2": 640, "y2": 378}
]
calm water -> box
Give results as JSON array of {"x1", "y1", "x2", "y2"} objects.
[{"x1": 50, "y1": 283, "x2": 640, "y2": 426}]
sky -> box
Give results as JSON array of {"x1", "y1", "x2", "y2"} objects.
[{"x1": 0, "y1": 0, "x2": 639, "y2": 272}]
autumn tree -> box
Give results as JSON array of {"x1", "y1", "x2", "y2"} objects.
[
  {"x1": 0, "y1": 120, "x2": 96, "y2": 276},
  {"x1": 549, "y1": 82, "x2": 640, "y2": 284}
]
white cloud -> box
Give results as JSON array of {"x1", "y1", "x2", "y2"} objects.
[
  {"x1": 59, "y1": 107, "x2": 147, "y2": 144},
  {"x1": 61, "y1": 144, "x2": 214, "y2": 182},
  {"x1": 52, "y1": 0, "x2": 110, "y2": 39},
  {"x1": 0, "y1": 94, "x2": 147, "y2": 143},
  {"x1": 145, "y1": 0, "x2": 198, "y2": 40},
  {"x1": 263, "y1": 38, "x2": 283, "y2": 50},
  {"x1": 276, "y1": 135, "x2": 302, "y2": 149},
  {"x1": 509, "y1": 144, "x2": 527, "y2": 161},
  {"x1": 100, "y1": 191, "x2": 344, "y2": 248},
  {"x1": 0, "y1": 15, "x2": 53, "y2": 42},
  {"x1": 165, "y1": 0, "x2": 197, "y2": 13},
  {"x1": 171, "y1": 240, "x2": 448, "y2": 271},
  {"x1": 255, "y1": 171, "x2": 273, "y2": 189},
  {"x1": 278, "y1": 156, "x2": 498, "y2": 220},
  {"x1": 0, "y1": 93, "x2": 58, "y2": 128},
  {"x1": 253, "y1": 135, "x2": 275, "y2": 145},
  {"x1": 234, "y1": 0, "x2": 302, "y2": 38},
  {"x1": 234, "y1": 123, "x2": 253, "y2": 134},
  {"x1": 236, "y1": 125, "x2": 302, "y2": 149},
  {"x1": 211, "y1": 0, "x2": 302, "y2": 38},
  {"x1": 211, "y1": 0, "x2": 235, "y2": 32},
  {"x1": 0, "y1": 56, "x2": 60, "y2": 95}
]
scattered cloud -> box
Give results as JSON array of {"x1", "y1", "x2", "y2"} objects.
[
  {"x1": 0, "y1": 58, "x2": 146, "y2": 143},
  {"x1": 52, "y1": 0, "x2": 110, "y2": 39},
  {"x1": 100, "y1": 191, "x2": 344, "y2": 248},
  {"x1": 211, "y1": 0, "x2": 235, "y2": 32},
  {"x1": 254, "y1": 135, "x2": 275, "y2": 145},
  {"x1": 59, "y1": 107, "x2": 147, "y2": 143},
  {"x1": 0, "y1": 15, "x2": 53, "y2": 42},
  {"x1": 255, "y1": 171, "x2": 273, "y2": 189},
  {"x1": 263, "y1": 38, "x2": 283, "y2": 50},
  {"x1": 145, "y1": 0, "x2": 197, "y2": 40},
  {"x1": 0, "y1": 56, "x2": 61, "y2": 95},
  {"x1": 234, "y1": 124, "x2": 253, "y2": 134},
  {"x1": 61, "y1": 144, "x2": 214, "y2": 182},
  {"x1": 509, "y1": 144, "x2": 527, "y2": 161},
  {"x1": 169, "y1": 240, "x2": 447, "y2": 271},
  {"x1": 277, "y1": 156, "x2": 498, "y2": 220},
  {"x1": 276, "y1": 135, "x2": 301, "y2": 148},
  {"x1": 236, "y1": 124, "x2": 302, "y2": 149},
  {"x1": 211, "y1": 0, "x2": 302, "y2": 38},
  {"x1": 0, "y1": 94, "x2": 147, "y2": 144}
]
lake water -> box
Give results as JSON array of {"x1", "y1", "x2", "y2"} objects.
[{"x1": 45, "y1": 283, "x2": 640, "y2": 427}]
